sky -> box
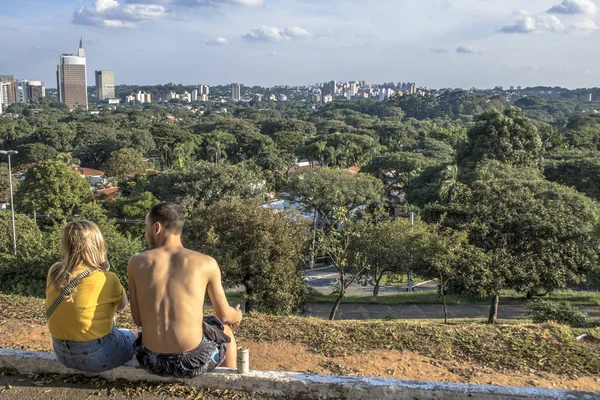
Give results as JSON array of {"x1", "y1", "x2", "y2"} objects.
[{"x1": 1, "y1": 0, "x2": 599, "y2": 89}]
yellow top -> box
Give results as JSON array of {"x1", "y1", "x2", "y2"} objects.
[{"x1": 45, "y1": 265, "x2": 125, "y2": 342}]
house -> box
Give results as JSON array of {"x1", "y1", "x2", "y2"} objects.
[
  {"x1": 93, "y1": 187, "x2": 119, "y2": 201},
  {"x1": 78, "y1": 168, "x2": 105, "y2": 187}
]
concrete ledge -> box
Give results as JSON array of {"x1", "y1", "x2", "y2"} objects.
[{"x1": 0, "y1": 349, "x2": 598, "y2": 400}]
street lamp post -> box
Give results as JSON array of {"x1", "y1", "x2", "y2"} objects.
[{"x1": 0, "y1": 150, "x2": 18, "y2": 256}]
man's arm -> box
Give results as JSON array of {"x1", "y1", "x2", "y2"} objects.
[
  {"x1": 127, "y1": 257, "x2": 142, "y2": 327},
  {"x1": 206, "y1": 258, "x2": 242, "y2": 327}
]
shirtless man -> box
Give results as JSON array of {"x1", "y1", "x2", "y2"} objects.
[{"x1": 127, "y1": 202, "x2": 242, "y2": 378}]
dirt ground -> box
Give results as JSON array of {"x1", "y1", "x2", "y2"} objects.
[{"x1": 1, "y1": 319, "x2": 599, "y2": 393}]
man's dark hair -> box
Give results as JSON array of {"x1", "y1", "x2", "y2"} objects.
[{"x1": 148, "y1": 202, "x2": 185, "y2": 234}]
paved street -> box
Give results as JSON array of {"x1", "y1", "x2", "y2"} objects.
[{"x1": 303, "y1": 266, "x2": 437, "y2": 296}]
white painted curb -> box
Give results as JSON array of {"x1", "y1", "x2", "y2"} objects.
[{"x1": 0, "y1": 349, "x2": 598, "y2": 399}]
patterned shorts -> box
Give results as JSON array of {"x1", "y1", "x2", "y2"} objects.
[{"x1": 135, "y1": 331, "x2": 227, "y2": 379}]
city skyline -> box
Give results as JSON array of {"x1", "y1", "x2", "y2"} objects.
[{"x1": 1, "y1": 0, "x2": 600, "y2": 89}]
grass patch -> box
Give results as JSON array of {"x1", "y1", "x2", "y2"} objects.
[
  {"x1": 3, "y1": 293, "x2": 599, "y2": 377},
  {"x1": 238, "y1": 314, "x2": 600, "y2": 377}
]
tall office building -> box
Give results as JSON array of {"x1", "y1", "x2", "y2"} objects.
[
  {"x1": 199, "y1": 85, "x2": 210, "y2": 95},
  {"x1": 0, "y1": 82, "x2": 10, "y2": 107},
  {"x1": 28, "y1": 81, "x2": 46, "y2": 102},
  {"x1": 0, "y1": 76, "x2": 16, "y2": 105},
  {"x1": 57, "y1": 38, "x2": 88, "y2": 111},
  {"x1": 231, "y1": 83, "x2": 241, "y2": 101},
  {"x1": 95, "y1": 70, "x2": 115, "y2": 100}
]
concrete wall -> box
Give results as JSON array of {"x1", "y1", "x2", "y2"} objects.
[{"x1": 0, "y1": 349, "x2": 598, "y2": 400}]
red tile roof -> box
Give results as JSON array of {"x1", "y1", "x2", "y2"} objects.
[
  {"x1": 93, "y1": 187, "x2": 119, "y2": 201},
  {"x1": 80, "y1": 168, "x2": 105, "y2": 177}
]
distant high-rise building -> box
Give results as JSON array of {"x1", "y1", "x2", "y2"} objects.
[
  {"x1": 359, "y1": 80, "x2": 366, "y2": 89},
  {"x1": 231, "y1": 83, "x2": 241, "y2": 101},
  {"x1": 145, "y1": 93, "x2": 152, "y2": 103},
  {"x1": 409, "y1": 83, "x2": 416, "y2": 94},
  {"x1": 517, "y1": 86, "x2": 522, "y2": 90},
  {"x1": 0, "y1": 76, "x2": 16, "y2": 105},
  {"x1": 349, "y1": 82, "x2": 358, "y2": 97},
  {"x1": 95, "y1": 70, "x2": 115, "y2": 100},
  {"x1": 589, "y1": 93, "x2": 593, "y2": 102},
  {"x1": 57, "y1": 38, "x2": 88, "y2": 110},
  {"x1": 27, "y1": 81, "x2": 46, "y2": 102},
  {"x1": 192, "y1": 89, "x2": 198, "y2": 102},
  {"x1": 0, "y1": 83, "x2": 3, "y2": 114},
  {"x1": 199, "y1": 85, "x2": 210, "y2": 95},
  {"x1": 0, "y1": 82, "x2": 10, "y2": 108},
  {"x1": 510, "y1": 86, "x2": 515, "y2": 91},
  {"x1": 16, "y1": 80, "x2": 28, "y2": 103},
  {"x1": 136, "y1": 91, "x2": 146, "y2": 103}
]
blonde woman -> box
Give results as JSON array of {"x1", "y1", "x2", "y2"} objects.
[{"x1": 45, "y1": 221, "x2": 137, "y2": 372}]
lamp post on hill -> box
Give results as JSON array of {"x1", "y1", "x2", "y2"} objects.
[{"x1": 0, "y1": 150, "x2": 18, "y2": 255}]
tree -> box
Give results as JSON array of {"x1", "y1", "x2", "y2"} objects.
[
  {"x1": 413, "y1": 228, "x2": 490, "y2": 323},
  {"x1": 286, "y1": 168, "x2": 384, "y2": 221},
  {"x1": 147, "y1": 161, "x2": 266, "y2": 212},
  {"x1": 424, "y1": 170, "x2": 599, "y2": 323},
  {"x1": 15, "y1": 161, "x2": 91, "y2": 218},
  {"x1": 0, "y1": 212, "x2": 45, "y2": 258},
  {"x1": 318, "y1": 208, "x2": 371, "y2": 320},
  {"x1": 103, "y1": 148, "x2": 148, "y2": 180},
  {"x1": 203, "y1": 130, "x2": 236, "y2": 165},
  {"x1": 439, "y1": 164, "x2": 459, "y2": 203},
  {"x1": 544, "y1": 154, "x2": 600, "y2": 201},
  {"x1": 184, "y1": 199, "x2": 310, "y2": 315},
  {"x1": 16, "y1": 143, "x2": 59, "y2": 166},
  {"x1": 286, "y1": 168, "x2": 384, "y2": 268},
  {"x1": 457, "y1": 107, "x2": 543, "y2": 170},
  {"x1": 352, "y1": 217, "x2": 420, "y2": 297}
]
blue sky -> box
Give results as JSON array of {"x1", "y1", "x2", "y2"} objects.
[{"x1": 1, "y1": 0, "x2": 599, "y2": 88}]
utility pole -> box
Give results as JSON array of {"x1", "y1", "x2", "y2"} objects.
[
  {"x1": 408, "y1": 211, "x2": 414, "y2": 292},
  {"x1": 0, "y1": 150, "x2": 19, "y2": 255}
]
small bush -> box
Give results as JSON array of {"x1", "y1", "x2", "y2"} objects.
[{"x1": 531, "y1": 300, "x2": 589, "y2": 328}]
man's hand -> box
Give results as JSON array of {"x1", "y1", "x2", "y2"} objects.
[{"x1": 224, "y1": 304, "x2": 243, "y2": 331}]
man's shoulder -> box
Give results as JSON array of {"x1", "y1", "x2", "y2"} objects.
[
  {"x1": 183, "y1": 249, "x2": 218, "y2": 267},
  {"x1": 128, "y1": 250, "x2": 153, "y2": 267}
]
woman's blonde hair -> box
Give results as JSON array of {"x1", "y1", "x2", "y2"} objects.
[{"x1": 48, "y1": 220, "x2": 109, "y2": 291}]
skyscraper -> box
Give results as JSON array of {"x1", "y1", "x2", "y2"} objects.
[
  {"x1": 0, "y1": 83, "x2": 3, "y2": 114},
  {"x1": 57, "y1": 38, "x2": 88, "y2": 111},
  {"x1": 95, "y1": 70, "x2": 115, "y2": 100},
  {"x1": 231, "y1": 83, "x2": 241, "y2": 101},
  {"x1": 27, "y1": 81, "x2": 46, "y2": 103},
  {"x1": 0, "y1": 76, "x2": 16, "y2": 105}
]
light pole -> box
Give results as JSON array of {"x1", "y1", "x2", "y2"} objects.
[{"x1": 0, "y1": 150, "x2": 18, "y2": 256}]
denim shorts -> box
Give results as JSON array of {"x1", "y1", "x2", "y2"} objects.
[{"x1": 52, "y1": 326, "x2": 137, "y2": 373}]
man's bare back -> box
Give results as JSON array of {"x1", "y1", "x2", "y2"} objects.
[
  {"x1": 129, "y1": 247, "x2": 220, "y2": 353},
  {"x1": 128, "y1": 203, "x2": 241, "y2": 371}
]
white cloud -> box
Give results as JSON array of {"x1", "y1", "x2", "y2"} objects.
[
  {"x1": 73, "y1": 0, "x2": 168, "y2": 28},
  {"x1": 94, "y1": 0, "x2": 120, "y2": 12},
  {"x1": 456, "y1": 45, "x2": 479, "y2": 54},
  {"x1": 500, "y1": 11, "x2": 564, "y2": 34},
  {"x1": 283, "y1": 26, "x2": 312, "y2": 39},
  {"x1": 124, "y1": 0, "x2": 263, "y2": 6},
  {"x1": 206, "y1": 37, "x2": 228, "y2": 45},
  {"x1": 242, "y1": 25, "x2": 312, "y2": 42},
  {"x1": 571, "y1": 17, "x2": 600, "y2": 31},
  {"x1": 548, "y1": 0, "x2": 598, "y2": 16}
]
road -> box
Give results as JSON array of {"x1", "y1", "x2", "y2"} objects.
[{"x1": 303, "y1": 266, "x2": 437, "y2": 296}]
